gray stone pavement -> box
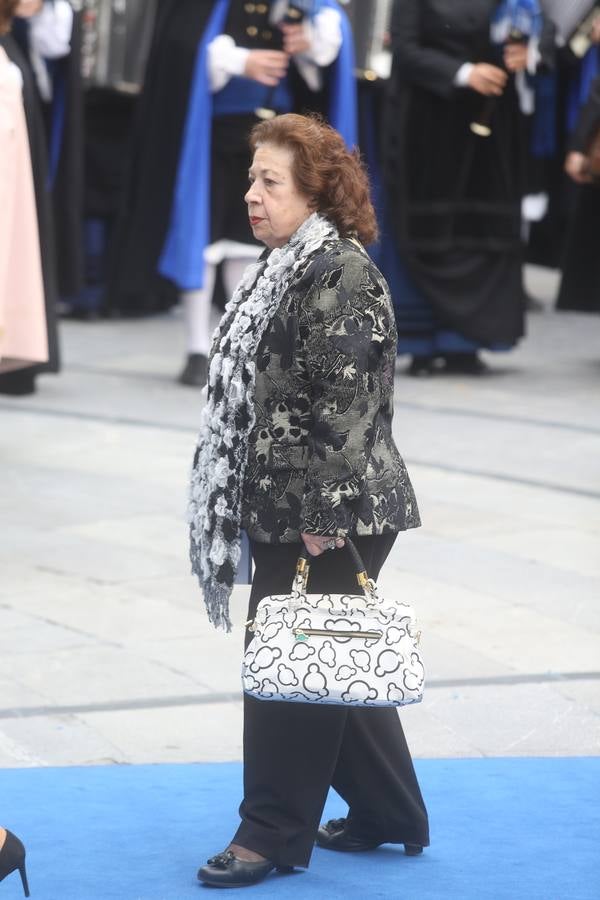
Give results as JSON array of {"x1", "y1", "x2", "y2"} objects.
[{"x1": 1, "y1": 266, "x2": 599, "y2": 768}]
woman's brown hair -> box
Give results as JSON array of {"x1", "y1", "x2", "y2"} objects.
[
  {"x1": 0, "y1": 0, "x2": 18, "y2": 35},
  {"x1": 249, "y1": 113, "x2": 378, "y2": 246}
]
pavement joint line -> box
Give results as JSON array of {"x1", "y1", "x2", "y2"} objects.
[
  {"x1": 46, "y1": 363, "x2": 600, "y2": 433},
  {"x1": 397, "y1": 400, "x2": 600, "y2": 436},
  {"x1": 3, "y1": 395, "x2": 600, "y2": 437},
  {"x1": 0, "y1": 671, "x2": 597, "y2": 720},
  {"x1": 1, "y1": 404, "x2": 598, "y2": 500},
  {"x1": 0, "y1": 401, "x2": 196, "y2": 434},
  {"x1": 413, "y1": 461, "x2": 600, "y2": 501}
]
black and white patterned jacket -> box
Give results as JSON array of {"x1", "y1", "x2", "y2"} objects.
[{"x1": 241, "y1": 237, "x2": 421, "y2": 542}]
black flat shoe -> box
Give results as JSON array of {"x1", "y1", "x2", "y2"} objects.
[
  {"x1": 406, "y1": 354, "x2": 436, "y2": 377},
  {"x1": 197, "y1": 850, "x2": 293, "y2": 888},
  {"x1": 441, "y1": 352, "x2": 489, "y2": 375},
  {"x1": 0, "y1": 830, "x2": 30, "y2": 897},
  {"x1": 178, "y1": 353, "x2": 208, "y2": 387},
  {"x1": 316, "y1": 817, "x2": 422, "y2": 857},
  {"x1": 0, "y1": 369, "x2": 36, "y2": 396}
]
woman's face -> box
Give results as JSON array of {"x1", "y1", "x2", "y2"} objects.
[{"x1": 245, "y1": 143, "x2": 313, "y2": 249}]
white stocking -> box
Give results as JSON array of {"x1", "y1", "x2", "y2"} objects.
[
  {"x1": 222, "y1": 256, "x2": 256, "y2": 299},
  {"x1": 181, "y1": 263, "x2": 217, "y2": 356}
]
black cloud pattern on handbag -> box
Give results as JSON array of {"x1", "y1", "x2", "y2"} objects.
[{"x1": 243, "y1": 585, "x2": 424, "y2": 708}]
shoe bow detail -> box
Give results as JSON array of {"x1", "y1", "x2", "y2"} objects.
[{"x1": 206, "y1": 850, "x2": 236, "y2": 868}]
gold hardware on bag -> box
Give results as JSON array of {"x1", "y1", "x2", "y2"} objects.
[
  {"x1": 293, "y1": 627, "x2": 382, "y2": 641},
  {"x1": 357, "y1": 571, "x2": 369, "y2": 588},
  {"x1": 295, "y1": 557, "x2": 310, "y2": 591}
]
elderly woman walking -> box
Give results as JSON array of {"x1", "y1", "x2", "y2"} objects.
[{"x1": 189, "y1": 113, "x2": 429, "y2": 889}]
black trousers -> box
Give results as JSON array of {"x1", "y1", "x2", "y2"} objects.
[{"x1": 232, "y1": 535, "x2": 430, "y2": 868}]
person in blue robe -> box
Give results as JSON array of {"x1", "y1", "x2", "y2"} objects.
[{"x1": 107, "y1": 1, "x2": 356, "y2": 387}]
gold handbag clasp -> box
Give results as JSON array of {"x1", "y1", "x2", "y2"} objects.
[{"x1": 295, "y1": 557, "x2": 310, "y2": 593}]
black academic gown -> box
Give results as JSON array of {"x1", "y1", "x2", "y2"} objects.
[
  {"x1": 383, "y1": 0, "x2": 528, "y2": 347},
  {"x1": 106, "y1": 0, "x2": 215, "y2": 315},
  {"x1": 556, "y1": 73, "x2": 600, "y2": 312},
  {"x1": 0, "y1": 33, "x2": 60, "y2": 377},
  {"x1": 51, "y1": 8, "x2": 84, "y2": 298}
]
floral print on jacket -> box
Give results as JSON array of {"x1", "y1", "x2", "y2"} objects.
[{"x1": 241, "y1": 237, "x2": 421, "y2": 542}]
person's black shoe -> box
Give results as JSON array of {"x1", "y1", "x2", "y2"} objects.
[
  {"x1": 441, "y1": 352, "x2": 488, "y2": 375},
  {"x1": 178, "y1": 353, "x2": 208, "y2": 387},
  {"x1": 0, "y1": 829, "x2": 30, "y2": 896},
  {"x1": 404, "y1": 843, "x2": 424, "y2": 856},
  {"x1": 317, "y1": 818, "x2": 381, "y2": 852},
  {"x1": 316, "y1": 817, "x2": 422, "y2": 857},
  {"x1": 406, "y1": 354, "x2": 436, "y2": 377},
  {"x1": 197, "y1": 850, "x2": 293, "y2": 888},
  {"x1": 0, "y1": 369, "x2": 36, "y2": 396}
]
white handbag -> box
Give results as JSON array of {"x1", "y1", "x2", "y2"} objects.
[{"x1": 242, "y1": 539, "x2": 424, "y2": 707}]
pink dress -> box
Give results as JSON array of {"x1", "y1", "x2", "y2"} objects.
[{"x1": 0, "y1": 46, "x2": 48, "y2": 366}]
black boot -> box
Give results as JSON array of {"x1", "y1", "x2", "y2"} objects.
[
  {"x1": 197, "y1": 850, "x2": 293, "y2": 888},
  {"x1": 0, "y1": 830, "x2": 30, "y2": 897},
  {"x1": 178, "y1": 353, "x2": 208, "y2": 387}
]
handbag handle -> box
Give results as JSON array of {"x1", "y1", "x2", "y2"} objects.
[
  {"x1": 245, "y1": 538, "x2": 379, "y2": 632},
  {"x1": 293, "y1": 537, "x2": 377, "y2": 599}
]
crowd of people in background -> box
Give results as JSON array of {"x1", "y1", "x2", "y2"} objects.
[{"x1": 1, "y1": 0, "x2": 600, "y2": 397}]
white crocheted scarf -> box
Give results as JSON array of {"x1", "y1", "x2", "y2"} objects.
[{"x1": 189, "y1": 213, "x2": 339, "y2": 630}]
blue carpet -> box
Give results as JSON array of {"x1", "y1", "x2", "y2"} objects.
[{"x1": 1, "y1": 758, "x2": 598, "y2": 900}]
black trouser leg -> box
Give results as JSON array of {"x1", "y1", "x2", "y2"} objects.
[
  {"x1": 232, "y1": 535, "x2": 428, "y2": 867},
  {"x1": 331, "y1": 708, "x2": 429, "y2": 846}
]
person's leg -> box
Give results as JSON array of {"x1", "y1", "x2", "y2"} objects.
[
  {"x1": 329, "y1": 708, "x2": 429, "y2": 846},
  {"x1": 227, "y1": 535, "x2": 428, "y2": 867},
  {"x1": 326, "y1": 535, "x2": 429, "y2": 848},
  {"x1": 178, "y1": 263, "x2": 216, "y2": 386},
  {"x1": 179, "y1": 128, "x2": 227, "y2": 387},
  {"x1": 231, "y1": 541, "x2": 350, "y2": 868}
]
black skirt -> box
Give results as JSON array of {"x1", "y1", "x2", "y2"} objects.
[{"x1": 385, "y1": 81, "x2": 526, "y2": 346}]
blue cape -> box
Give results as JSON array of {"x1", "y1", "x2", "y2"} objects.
[{"x1": 159, "y1": 0, "x2": 357, "y2": 290}]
